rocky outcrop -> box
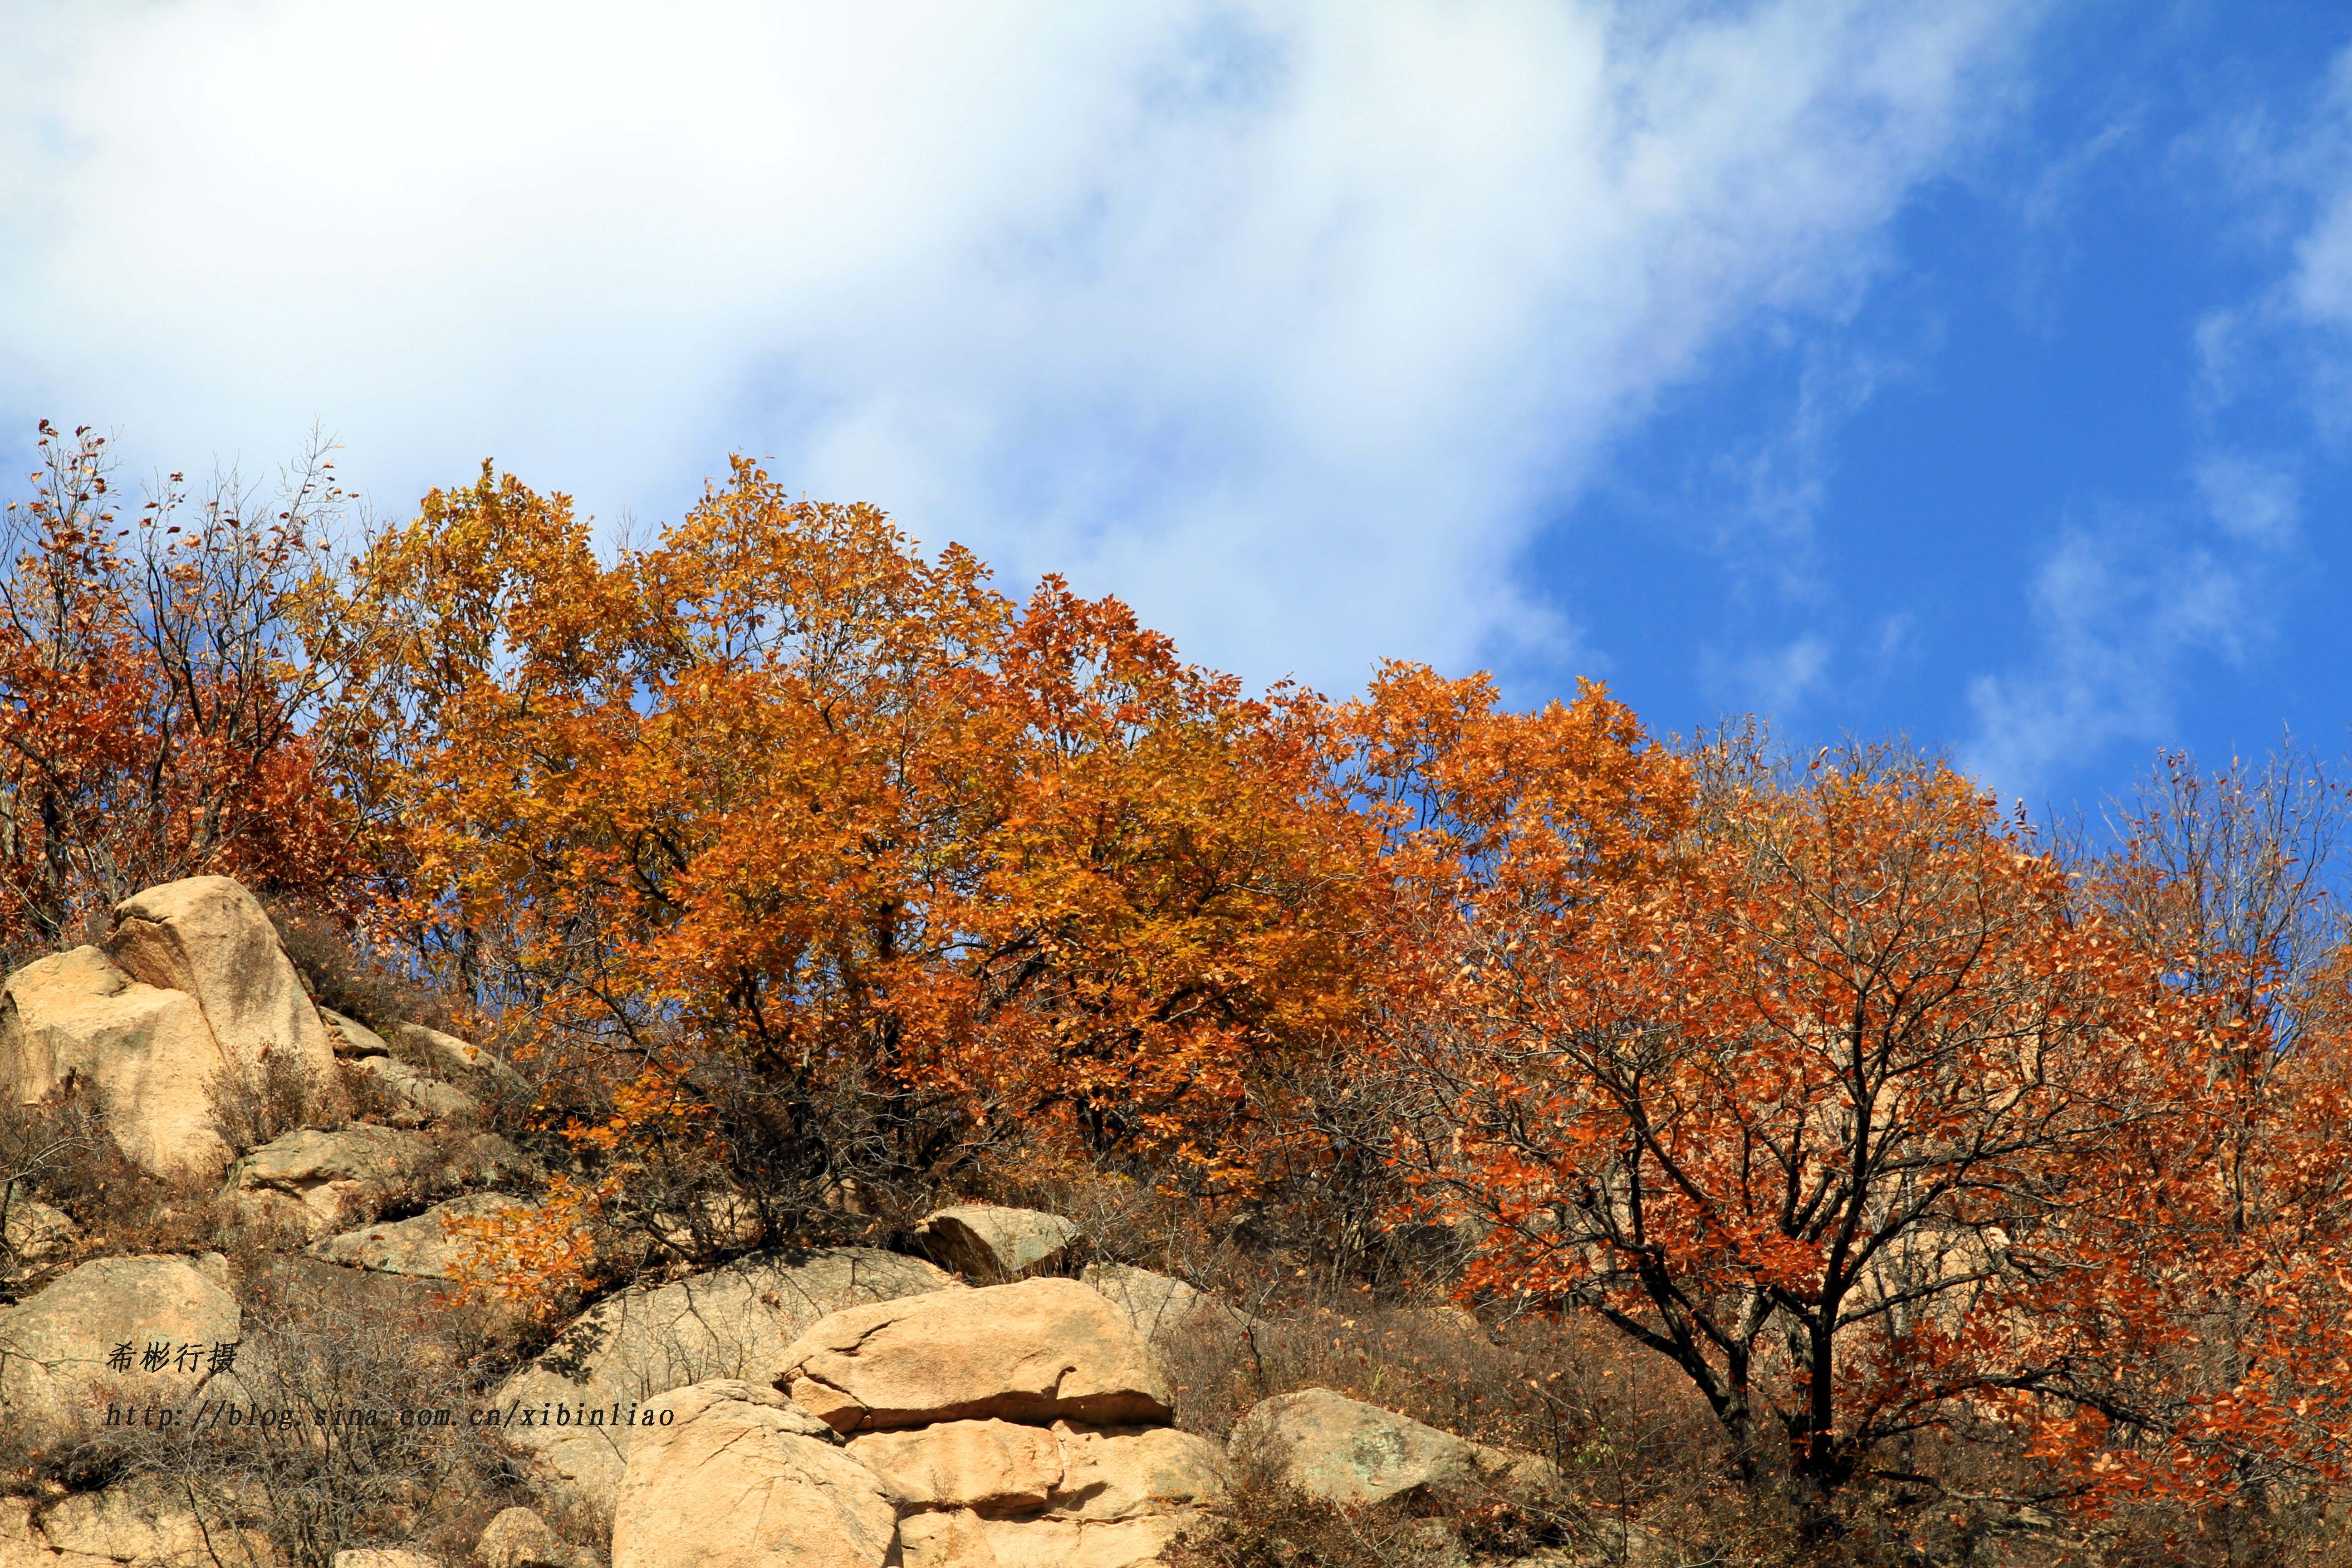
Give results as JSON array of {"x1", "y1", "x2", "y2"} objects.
[
  {"x1": 856, "y1": 1418, "x2": 1225, "y2": 1565},
  {"x1": 494, "y1": 1246, "x2": 954, "y2": 1517},
  {"x1": 913, "y1": 1205, "x2": 1082, "y2": 1282},
  {"x1": 32, "y1": 1478, "x2": 270, "y2": 1568},
  {"x1": 344, "y1": 1053, "x2": 480, "y2": 1126},
  {"x1": 1230, "y1": 1387, "x2": 1559, "y2": 1508},
  {"x1": 610, "y1": 1381, "x2": 896, "y2": 1568},
  {"x1": 320, "y1": 1007, "x2": 391, "y2": 1058},
  {"x1": 0, "y1": 1497, "x2": 106, "y2": 1568},
  {"x1": 1, "y1": 875, "x2": 349, "y2": 1181},
  {"x1": 392, "y1": 1022, "x2": 524, "y2": 1096},
  {"x1": 309, "y1": 1191, "x2": 532, "y2": 1278},
  {"x1": 108, "y1": 876, "x2": 337, "y2": 1118},
  {"x1": 220, "y1": 1123, "x2": 444, "y2": 1241},
  {"x1": 615, "y1": 1279, "x2": 1220, "y2": 1568},
  {"x1": 780, "y1": 1277, "x2": 1174, "y2": 1434},
  {"x1": 334, "y1": 1553, "x2": 439, "y2": 1568},
  {"x1": 0, "y1": 946, "x2": 233, "y2": 1180},
  {"x1": 0, "y1": 1255, "x2": 240, "y2": 1450}
]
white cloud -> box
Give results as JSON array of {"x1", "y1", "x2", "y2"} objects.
[
  {"x1": 1733, "y1": 632, "x2": 1833, "y2": 717},
  {"x1": 2193, "y1": 451, "x2": 2300, "y2": 544},
  {"x1": 0, "y1": 0, "x2": 2039, "y2": 694},
  {"x1": 1961, "y1": 511, "x2": 2270, "y2": 801}
]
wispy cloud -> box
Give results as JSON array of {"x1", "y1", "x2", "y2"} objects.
[
  {"x1": 1962, "y1": 506, "x2": 2276, "y2": 802},
  {"x1": 2193, "y1": 451, "x2": 2301, "y2": 545},
  {"x1": 0, "y1": 1, "x2": 2041, "y2": 697}
]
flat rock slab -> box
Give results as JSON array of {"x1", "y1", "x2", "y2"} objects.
[
  {"x1": 220, "y1": 1123, "x2": 444, "y2": 1241},
  {"x1": 896, "y1": 1509, "x2": 1204, "y2": 1568},
  {"x1": 319, "y1": 1007, "x2": 392, "y2": 1058},
  {"x1": 780, "y1": 1276, "x2": 1172, "y2": 1435},
  {"x1": 309, "y1": 1191, "x2": 533, "y2": 1278},
  {"x1": 494, "y1": 1247, "x2": 953, "y2": 1519},
  {"x1": 913, "y1": 1205, "x2": 1082, "y2": 1282}
]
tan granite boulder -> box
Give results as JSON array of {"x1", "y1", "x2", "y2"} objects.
[
  {"x1": 319, "y1": 1007, "x2": 391, "y2": 1058},
  {"x1": 494, "y1": 1247, "x2": 953, "y2": 1519},
  {"x1": 309, "y1": 1191, "x2": 532, "y2": 1278},
  {"x1": 344, "y1": 1053, "x2": 479, "y2": 1125},
  {"x1": 35, "y1": 1478, "x2": 268, "y2": 1568},
  {"x1": 913, "y1": 1205, "x2": 1082, "y2": 1282},
  {"x1": 220, "y1": 1124, "x2": 442, "y2": 1241},
  {"x1": 1230, "y1": 1387, "x2": 1553, "y2": 1508},
  {"x1": 0, "y1": 1256, "x2": 240, "y2": 1452},
  {"x1": 1, "y1": 1496, "x2": 115, "y2": 1568},
  {"x1": 609, "y1": 1381, "x2": 893, "y2": 1568},
  {"x1": 0, "y1": 946, "x2": 232, "y2": 1180},
  {"x1": 1044, "y1": 1421, "x2": 1226, "y2": 1522},
  {"x1": 108, "y1": 876, "x2": 336, "y2": 1115},
  {"x1": 897, "y1": 1511, "x2": 1203, "y2": 1568},
  {"x1": 472, "y1": 1508, "x2": 568, "y2": 1568},
  {"x1": 780, "y1": 1276, "x2": 1172, "y2": 1435},
  {"x1": 848, "y1": 1419, "x2": 1063, "y2": 1515}
]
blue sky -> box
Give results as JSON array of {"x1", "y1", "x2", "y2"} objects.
[{"x1": 2, "y1": 2, "x2": 2347, "y2": 818}]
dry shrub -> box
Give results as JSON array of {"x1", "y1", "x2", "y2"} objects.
[
  {"x1": 0, "y1": 1087, "x2": 229, "y2": 1266},
  {"x1": 206, "y1": 1048, "x2": 347, "y2": 1158},
  {"x1": 268, "y1": 906, "x2": 461, "y2": 1038},
  {"x1": 1165, "y1": 1435, "x2": 1466, "y2": 1568},
  {"x1": 77, "y1": 1257, "x2": 519, "y2": 1568}
]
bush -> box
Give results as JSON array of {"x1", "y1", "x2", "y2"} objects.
[{"x1": 75, "y1": 1258, "x2": 519, "y2": 1568}]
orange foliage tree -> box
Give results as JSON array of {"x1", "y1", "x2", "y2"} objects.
[
  {"x1": 0, "y1": 423, "x2": 361, "y2": 956},
  {"x1": 331, "y1": 459, "x2": 1377, "y2": 1268},
  {"x1": 1380, "y1": 740, "x2": 2352, "y2": 1515}
]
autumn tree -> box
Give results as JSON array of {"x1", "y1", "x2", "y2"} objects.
[
  {"x1": 330, "y1": 459, "x2": 1377, "y2": 1279},
  {"x1": 1382, "y1": 740, "x2": 2303, "y2": 1523},
  {"x1": 0, "y1": 423, "x2": 362, "y2": 958}
]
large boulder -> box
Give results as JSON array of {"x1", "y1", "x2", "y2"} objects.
[
  {"x1": 343, "y1": 1053, "x2": 479, "y2": 1126},
  {"x1": 913, "y1": 1205, "x2": 1082, "y2": 1282},
  {"x1": 33, "y1": 1478, "x2": 270, "y2": 1568},
  {"x1": 494, "y1": 1247, "x2": 953, "y2": 1518},
  {"x1": 0, "y1": 1255, "x2": 240, "y2": 1452},
  {"x1": 309, "y1": 1191, "x2": 532, "y2": 1278},
  {"x1": 108, "y1": 876, "x2": 336, "y2": 1112},
  {"x1": 0, "y1": 946, "x2": 232, "y2": 1180},
  {"x1": 779, "y1": 1276, "x2": 1173, "y2": 1435},
  {"x1": 220, "y1": 1123, "x2": 443, "y2": 1241},
  {"x1": 1230, "y1": 1388, "x2": 1553, "y2": 1508},
  {"x1": 473, "y1": 1508, "x2": 569, "y2": 1568},
  {"x1": 0, "y1": 1496, "x2": 113, "y2": 1568},
  {"x1": 609, "y1": 1381, "x2": 895, "y2": 1568}
]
